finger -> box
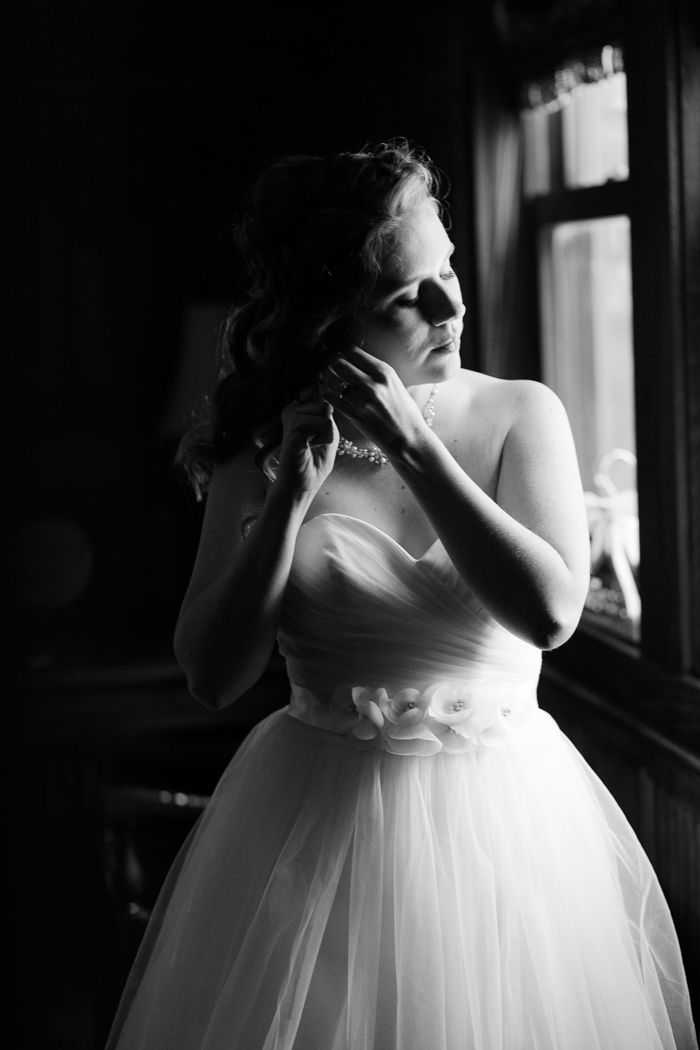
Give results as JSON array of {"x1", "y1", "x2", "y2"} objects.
[
  {"x1": 331, "y1": 356, "x2": 376, "y2": 387},
  {"x1": 320, "y1": 365, "x2": 356, "y2": 404},
  {"x1": 284, "y1": 397, "x2": 333, "y2": 416},
  {"x1": 303, "y1": 412, "x2": 337, "y2": 446},
  {"x1": 323, "y1": 385, "x2": 359, "y2": 421},
  {"x1": 339, "y1": 344, "x2": 388, "y2": 379},
  {"x1": 320, "y1": 362, "x2": 340, "y2": 390},
  {"x1": 308, "y1": 416, "x2": 338, "y2": 447}
]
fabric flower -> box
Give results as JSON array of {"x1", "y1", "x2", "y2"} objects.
[
  {"x1": 376, "y1": 687, "x2": 441, "y2": 755},
  {"x1": 348, "y1": 687, "x2": 440, "y2": 755},
  {"x1": 426, "y1": 681, "x2": 500, "y2": 733},
  {"x1": 345, "y1": 680, "x2": 528, "y2": 755},
  {"x1": 349, "y1": 687, "x2": 386, "y2": 750},
  {"x1": 425, "y1": 681, "x2": 517, "y2": 748},
  {"x1": 472, "y1": 704, "x2": 513, "y2": 746},
  {"x1": 426, "y1": 720, "x2": 481, "y2": 754},
  {"x1": 378, "y1": 688, "x2": 429, "y2": 726}
]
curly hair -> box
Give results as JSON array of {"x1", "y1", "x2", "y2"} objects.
[{"x1": 176, "y1": 140, "x2": 443, "y2": 498}]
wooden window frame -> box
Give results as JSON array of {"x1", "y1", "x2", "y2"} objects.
[{"x1": 526, "y1": 0, "x2": 700, "y2": 754}]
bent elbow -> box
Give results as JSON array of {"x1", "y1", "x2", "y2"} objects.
[
  {"x1": 504, "y1": 610, "x2": 577, "y2": 651},
  {"x1": 181, "y1": 661, "x2": 260, "y2": 711},
  {"x1": 537, "y1": 623, "x2": 575, "y2": 651},
  {"x1": 535, "y1": 604, "x2": 583, "y2": 651},
  {"x1": 174, "y1": 647, "x2": 235, "y2": 712},
  {"x1": 527, "y1": 572, "x2": 587, "y2": 650},
  {"x1": 183, "y1": 671, "x2": 244, "y2": 711},
  {"x1": 185, "y1": 679, "x2": 222, "y2": 710},
  {"x1": 174, "y1": 632, "x2": 226, "y2": 709}
]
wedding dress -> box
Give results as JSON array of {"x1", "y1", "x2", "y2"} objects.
[{"x1": 107, "y1": 513, "x2": 697, "y2": 1050}]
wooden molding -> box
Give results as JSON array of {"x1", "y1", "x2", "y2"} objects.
[
  {"x1": 533, "y1": 180, "x2": 630, "y2": 225},
  {"x1": 543, "y1": 625, "x2": 700, "y2": 755}
]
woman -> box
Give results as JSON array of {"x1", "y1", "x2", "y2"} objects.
[{"x1": 107, "y1": 142, "x2": 696, "y2": 1049}]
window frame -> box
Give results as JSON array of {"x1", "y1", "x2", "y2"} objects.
[{"x1": 521, "y1": 1, "x2": 700, "y2": 751}]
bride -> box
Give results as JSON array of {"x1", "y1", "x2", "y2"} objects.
[{"x1": 106, "y1": 142, "x2": 696, "y2": 1049}]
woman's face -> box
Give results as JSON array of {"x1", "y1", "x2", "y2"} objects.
[{"x1": 354, "y1": 199, "x2": 465, "y2": 387}]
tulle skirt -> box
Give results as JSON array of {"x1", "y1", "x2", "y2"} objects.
[{"x1": 106, "y1": 706, "x2": 697, "y2": 1050}]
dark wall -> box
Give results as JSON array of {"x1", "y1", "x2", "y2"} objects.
[
  {"x1": 6, "y1": 0, "x2": 475, "y2": 678},
  {"x1": 5, "y1": 15, "x2": 477, "y2": 1040}
]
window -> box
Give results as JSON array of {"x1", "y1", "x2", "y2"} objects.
[
  {"x1": 482, "y1": 0, "x2": 700, "y2": 1001},
  {"x1": 539, "y1": 214, "x2": 638, "y2": 640},
  {"x1": 521, "y1": 53, "x2": 639, "y2": 642},
  {"x1": 522, "y1": 57, "x2": 628, "y2": 195}
]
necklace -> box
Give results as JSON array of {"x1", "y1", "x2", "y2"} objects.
[{"x1": 336, "y1": 384, "x2": 439, "y2": 467}]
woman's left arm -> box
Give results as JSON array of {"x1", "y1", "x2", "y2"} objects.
[{"x1": 328, "y1": 353, "x2": 591, "y2": 650}]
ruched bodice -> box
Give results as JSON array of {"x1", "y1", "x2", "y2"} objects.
[{"x1": 278, "y1": 514, "x2": 542, "y2": 752}]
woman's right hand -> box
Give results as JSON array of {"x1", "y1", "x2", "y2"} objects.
[
  {"x1": 277, "y1": 384, "x2": 339, "y2": 497},
  {"x1": 176, "y1": 386, "x2": 338, "y2": 709}
]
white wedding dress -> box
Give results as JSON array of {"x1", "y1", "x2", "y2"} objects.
[{"x1": 106, "y1": 513, "x2": 697, "y2": 1050}]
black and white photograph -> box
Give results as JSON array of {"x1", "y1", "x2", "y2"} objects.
[{"x1": 5, "y1": 1, "x2": 699, "y2": 1047}]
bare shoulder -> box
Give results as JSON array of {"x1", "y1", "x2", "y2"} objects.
[
  {"x1": 435, "y1": 372, "x2": 571, "y2": 493},
  {"x1": 450, "y1": 372, "x2": 569, "y2": 440},
  {"x1": 494, "y1": 377, "x2": 564, "y2": 413},
  {"x1": 438, "y1": 369, "x2": 549, "y2": 439},
  {"x1": 450, "y1": 371, "x2": 560, "y2": 415}
]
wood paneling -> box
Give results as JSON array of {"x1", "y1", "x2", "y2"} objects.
[{"x1": 539, "y1": 663, "x2": 700, "y2": 1017}]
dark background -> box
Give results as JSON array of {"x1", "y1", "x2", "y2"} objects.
[
  {"x1": 4, "y1": 2, "x2": 482, "y2": 1045},
  {"x1": 5, "y1": 0, "x2": 476, "y2": 677}
]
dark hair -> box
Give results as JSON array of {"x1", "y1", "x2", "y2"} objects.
[{"x1": 177, "y1": 140, "x2": 442, "y2": 498}]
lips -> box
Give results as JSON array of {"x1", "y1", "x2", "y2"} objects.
[{"x1": 430, "y1": 337, "x2": 459, "y2": 353}]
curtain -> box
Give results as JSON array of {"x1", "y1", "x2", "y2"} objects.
[{"x1": 473, "y1": 77, "x2": 525, "y2": 380}]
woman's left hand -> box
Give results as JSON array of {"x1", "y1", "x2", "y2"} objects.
[{"x1": 323, "y1": 345, "x2": 429, "y2": 457}]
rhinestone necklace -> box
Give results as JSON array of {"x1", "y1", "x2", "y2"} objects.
[{"x1": 336, "y1": 384, "x2": 439, "y2": 468}]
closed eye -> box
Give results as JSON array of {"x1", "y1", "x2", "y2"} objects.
[{"x1": 397, "y1": 267, "x2": 458, "y2": 308}]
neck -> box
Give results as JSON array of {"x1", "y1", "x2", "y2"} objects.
[{"x1": 335, "y1": 383, "x2": 434, "y2": 446}]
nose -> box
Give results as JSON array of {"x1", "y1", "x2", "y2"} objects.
[{"x1": 427, "y1": 281, "x2": 465, "y2": 327}]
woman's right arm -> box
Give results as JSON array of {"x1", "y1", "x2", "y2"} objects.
[{"x1": 173, "y1": 391, "x2": 338, "y2": 709}]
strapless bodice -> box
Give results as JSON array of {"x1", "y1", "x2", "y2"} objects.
[{"x1": 277, "y1": 514, "x2": 541, "y2": 755}]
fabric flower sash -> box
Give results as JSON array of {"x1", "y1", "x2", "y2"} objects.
[{"x1": 289, "y1": 679, "x2": 539, "y2": 756}]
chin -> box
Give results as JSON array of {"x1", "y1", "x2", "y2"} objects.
[
  {"x1": 395, "y1": 345, "x2": 461, "y2": 387},
  {"x1": 423, "y1": 348, "x2": 461, "y2": 383}
]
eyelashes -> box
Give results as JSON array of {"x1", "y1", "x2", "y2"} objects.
[{"x1": 396, "y1": 269, "x2": 458, "y2": 309}]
